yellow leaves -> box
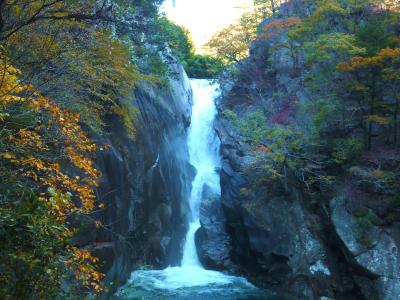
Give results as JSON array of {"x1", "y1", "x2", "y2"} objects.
[
  {"x1": 0, "y1": 55, "x2": 33, "y2": 106},
  {"x1": 63, "y1": 29, "x2": 144, "y2": 105},
  {"x1": 9, "y1": 128, "x2": 49, "y2": 150},
  {"x1": 0, "y1": 52, "x2": 106, "y2": 293},
  {"x1": 0, "y1": 112, "x2": 10, "y2": 121},
  {"x1": 364, "y1": 114, "x2": 391, "y2": 125},
  {"x1": 376, "y1": 47, "x2": 400, "y2": 60},
  {"x1": 349, "y1": 83, "x2": 369, "y2": 93},
  {"x1": 274, "y1": 153, "x2": 285, "y2": 162},
  {"x1": 1, "y1": 52, "x2": 101, "y2": 229},
  {"x1": 113, "y1": 103, "x2": 138, "y2": 142},
  {"x1": 205, "y1": 11, "x2": 261, "y2": 64},
  {"x1": 65, "y1": 147, "x2": 99, "y2": 177},
  {"x1": 0, "y1": 152, "x2": 16, "y2": 160},
  {"x1": 353, "y1": 56, "x2": 383, "y2": 67},
  {"x1": 64, "y1": 246, "x2": 105, "y2": 292},
  {"x1": 337, "y1": 48, "x2": 400, "y2": 72},
  {"x1": 95, "y1": 220, "x2": 102, "y2": 229},
  {"x1": 371, "y1": 169, "x2": 385, "y2": 178},
  {"x1": 383, "y1": 67, "x2": 400, "y2": 80},
  {"x1": 306, "y1": 0, "x2": 347, "y2": 28}
]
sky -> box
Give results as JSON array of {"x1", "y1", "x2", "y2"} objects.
[{"x1": 161, "y1": 0, "x2": 253, "y2": 52}]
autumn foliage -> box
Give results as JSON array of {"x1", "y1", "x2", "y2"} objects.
[
  {"x1": 337, "y1": 47, "x2": 400, "y2": 71},
  {"x1": 260, "y1": 18, "x2": 301, "y2": 39},
  {"x1": 0, "y1": 47, "x2": 104, "y2": 296}
]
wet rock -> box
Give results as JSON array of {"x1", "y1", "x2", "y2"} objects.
[
  {"x1": 91, "y1": 242, "x2": 115, "y2": 273},
  {"x1": 195, "y1": 185, "x2": 233, "y2": 270}
]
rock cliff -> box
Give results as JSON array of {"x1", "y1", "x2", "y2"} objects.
[
  {"x1": 73, "y1": 61, "x2": 194, "y2": 289},
  {"x1": 196, "y1": 1, "x2": 400, "y2": 299}
]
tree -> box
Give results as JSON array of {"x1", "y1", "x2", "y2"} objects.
[
  {"x1": 205, "y1": 11, "x2": 259, "y2": 64},
  {"x1": 286, "y1": 0, "x2": 399, "y2": 151},
  {"x1": 153, "y1": 17, "x2": 225, "y2": 78},
  {"x1": 337, "y1": 47, "x2": 400, "y2": 149},
  {"x1": 253, "y1": 0, "x2": 284, "y2": 17},
  {"x1": 185, "y1": 54, "x2": 225, "y2": 78},
  {"x1": 0, "y1": 0, "x2": 116, "y2": 42},
  {"x1": 5, "y1": 10, "x2": 157, "y2": 135},
  {"x1": 0, "y1": 1, "x2": 172, "y2": 297},
  {"x1": 0, "y1": 48, "x2": 104, "y2": 297}
]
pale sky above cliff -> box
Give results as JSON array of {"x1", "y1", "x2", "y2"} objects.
[{"x1": 161, "y1": 0, "x2": 252, "y2": 52}]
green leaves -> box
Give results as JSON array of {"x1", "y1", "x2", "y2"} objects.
[
  {"x1": 205, "y1": 11, "x2": 260, "y2": 65},
  {"x1": 305, "y1": 33, "x2": 365, "y2": 64},
  {"x1": 356, "y1": 18, "x2": 393, "y2": 56},
  {"x1": 331, "y1": 137, "x2": 363, "y2": 164},
  {"x1": 154, "y1": 17, "x2": 226, "y2": 78}
]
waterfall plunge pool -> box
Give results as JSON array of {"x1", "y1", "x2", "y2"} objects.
[{"x1": 113, "y1": 80, "x2": 286, "y2": 300}]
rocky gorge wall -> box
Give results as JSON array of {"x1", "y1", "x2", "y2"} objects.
[
  {"x1": 195, "y1": 1, "x2": 400, "y2": 299},
  {"x1": 72, "y1": 61, "x2": 195, "y2": 290}
]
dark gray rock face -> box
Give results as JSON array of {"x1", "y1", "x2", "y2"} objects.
[
  {"x1": 206, "y1": 1, "x2": 400, "y2": 298},
  {"x1": 75, "y1": 62, "x2": 194, "y2": 289},
  {"x1": 330, "y1": 196, "x2": 400, "y2": 300},
  {"x1": 215, "y1": 115, "x2": 337, "y2": 299},
  {"x1": 203, "y1": 6, "x2": 400, "y2": 300},
  {"x1": 214, "y1": 67, "x2": 400, "y2": 298},
  {"x1": 195, "y1": 185, "x2": 233, "y2": 270}
]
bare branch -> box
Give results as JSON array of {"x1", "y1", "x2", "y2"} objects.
[{"x1": 0, "y1": 0, "x2": 115, "y2": 42}]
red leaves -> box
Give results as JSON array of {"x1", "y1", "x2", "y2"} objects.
[{"x1": 260, "y1": 17, "x2": 301, "y2": 39}]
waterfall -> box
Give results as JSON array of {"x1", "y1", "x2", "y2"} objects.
[
  {"x1": 114, "y1": 79, "x2": 264, "y2": 299},
  {"x1": 181, "y1": 79, "x2": 221, "y2": 267}
]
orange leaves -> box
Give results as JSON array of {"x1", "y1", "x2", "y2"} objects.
[
  {"x1": 256, "y1": 145, "x2": 271, "y2": 154},
  {"x1": 0, "y1": 57, "x2": 100, "y2": 216},
  {"x1": 269, "y1": 17, "x2": 302, "y2": 30},
  {"x1": 260, "y1": 17, "x2": 301, "y2": 39},
  {"x1": 346, "y1": 56, "x2": 382, "y2": 69},
  {"x1": 337, "y1": 47, "x2": 400, "y2": 72},
  {"x1": 336, "y1": 61, "x2": 353, "y2": 72},
  {"x1": 65, "y1": 147, "x2": 99, "y2": 178},
  {"x1": 1, "y1": 52, "x2": 105, "y2": 292},
  {"x1": 376, "y1": 47, "x2": 400, "y2": 60},
  {"x1": 0, "y1": 152, "x2": 16, "y2": 160},
  {"x1": 64, "y1": 247, "x2": 105, "y2": 292},
  {"x1": 11, "y1": 128, "x2": 48, "y2": 150}
]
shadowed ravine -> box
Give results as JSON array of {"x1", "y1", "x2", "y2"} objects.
[{"x1": 113, "y1": 80, "x2": 281, "y2": 299}]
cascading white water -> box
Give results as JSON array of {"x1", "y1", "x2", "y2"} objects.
[
  {"x1": 115, "y1": 79, "x2": 266, "y2": 299},
  {"x1": 181, "y1": 79, "x2": 221, "y2": 267}
]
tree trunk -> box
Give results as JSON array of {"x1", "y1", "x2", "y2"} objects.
[
  {"x1": 0, "y1": 0, "x2": 5, "y2": 38},
  {"x1": 394, "y1": 97, "x2": 398, "y2": 147},
  {"x1": 270, "y1": 0, "x2": 276, "y2": 15},
  {"x1": 367, "y1": 103, "x2": 373, "y2": 151},
  {"x1": 367, "y1": 74, "x2": 377, "y2": 151}
]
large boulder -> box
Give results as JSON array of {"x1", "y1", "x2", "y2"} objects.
[
  {"x1": 330, "y1": 196, "x2": 400, "y2": 300},
  {"x1": 195, "y1": 185, "x2": 233, "y2": 270}
]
